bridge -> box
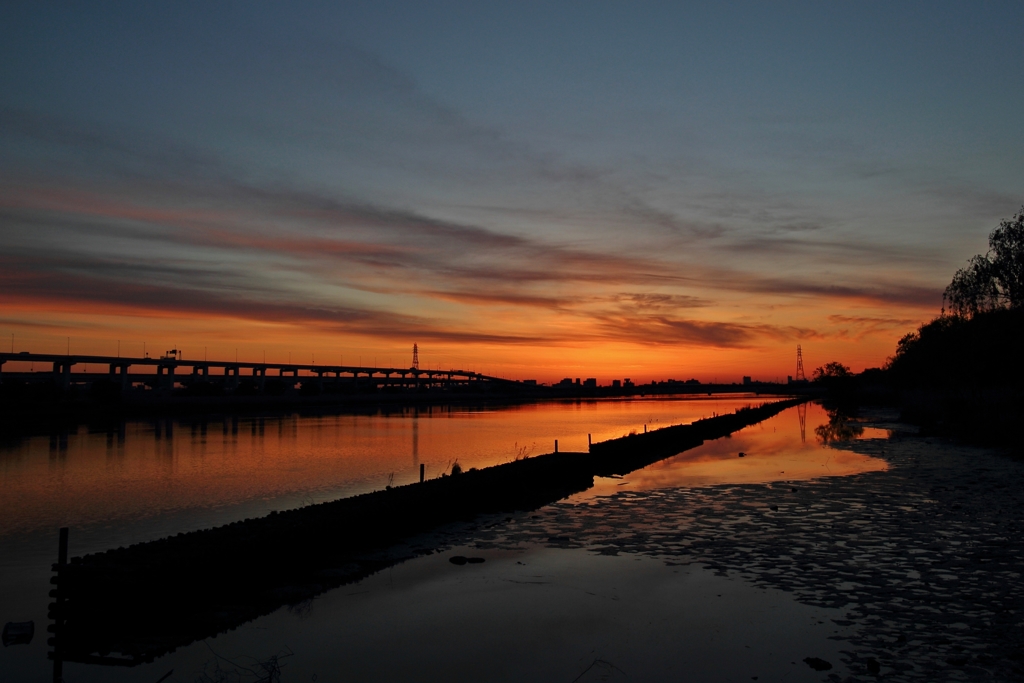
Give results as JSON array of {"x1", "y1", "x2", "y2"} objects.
[{"x1": 0, "y1": 351, "x2": 524, "y2": 393}]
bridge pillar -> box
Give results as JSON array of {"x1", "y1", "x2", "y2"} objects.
[
  {"x1": 225, "y1": 365, "x2": 240, "y2": 390},
  {"x1": 256, "y1": 366, "x2": 266, "y2": 392},
  {"x1": 157, "y1": 364, "x2": 175, "y2": 390},
  {"x1": 109, "y1": 363, "x2": 130, "y2": 391},
  {"x1": 0, "y1": 359, "x2": 4, "y2": 381},
  {"x1": 52, "y1": 361, "x2": 72, "y2": 389}
]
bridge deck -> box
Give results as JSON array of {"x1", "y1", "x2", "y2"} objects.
[{"x1": 0, "y1": 352, "x2": 519, "y2": 389}]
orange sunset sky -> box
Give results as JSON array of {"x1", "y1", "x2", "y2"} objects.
[{"x1": 2, "y1": 4, "x2": 1022, "y2": 383}]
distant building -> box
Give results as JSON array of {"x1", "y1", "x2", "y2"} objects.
[
  {"x1": 743, "y1": 376, "x2": 752, "y2": 385},
  {"x1": 583, "y1": 378, "x2": 597, "y2": 388},
  {"x1": 522, "y1": 379, "x2": 537, "y2": 386},
  {"x1": 685, "y1": 378, "x2": 700, "y2": 385},
  {"x1": 612, "y1": 379, "x2": 621, "y2": 389},
  {"x1": 556, "y1": 378, "x2": 574, "y2": 387},
  {"x1": 624, "y1": 378, "x2": 634, "y2": 387},
  {"x1": 575, "y1": 378, "x2": 581, "y2": 385}
]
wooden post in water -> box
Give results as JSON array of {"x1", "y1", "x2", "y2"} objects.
[
  {"x1": 419, "y1": 463, "x2": 425, "y2": 483},
  {"x1": 51, "y1": 526, "x2": 68, "y2": 683},
  {"x1": 588, "y1": 433, "x2": 592, "y2": 449},
  {"x1": 554, "y1": 439, "x2": 558, "y2": 453},
  {"x1": 58, "y1": 527, "x2": 68, "y2": 566}
]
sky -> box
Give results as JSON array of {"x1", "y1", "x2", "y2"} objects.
[{"x1": 1, "y1": 1, "x2": 1022, "y2": 383}]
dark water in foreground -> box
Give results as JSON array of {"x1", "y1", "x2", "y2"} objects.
[{"x1": 0, "y1": 398, "x2": 887, "y2": 682}]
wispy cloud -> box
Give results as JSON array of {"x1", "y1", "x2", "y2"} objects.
[
  {"x1": 0, "y1": 82, "x2": 947, "y2": 357},
  {"x1": 0, "y1": 175, "x2": 944, "y2": 351},
  {"x1": 589, "y1": 313, "x2": 823, "y2": 348}
]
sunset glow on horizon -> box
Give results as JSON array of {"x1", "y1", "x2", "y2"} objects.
[{"x1": 3, "y1": 3, "x2": 1022, "y2": 383}]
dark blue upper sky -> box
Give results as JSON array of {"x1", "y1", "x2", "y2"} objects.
[{"x1": 1, "y1": 1, "x2": 1022, "y2": 377}]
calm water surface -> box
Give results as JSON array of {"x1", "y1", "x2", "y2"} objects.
[
  {"x1": 1, "y1": 395, "x2": 778, "y2": 541},
  {"x1": 0, "y1": 396, "x2": 888, "y2": 682}
]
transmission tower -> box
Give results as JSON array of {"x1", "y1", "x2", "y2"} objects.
[
  {"x1": 795, "y1": 344, "x2": 806, "y2": 381},
  {"x1": 412, "y1": 343, "x2": 419, "y2": 370}
]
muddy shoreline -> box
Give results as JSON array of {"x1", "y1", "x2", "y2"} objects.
[{"x1": 464, "y1": 410, "x2": 1024, "y2": 681}]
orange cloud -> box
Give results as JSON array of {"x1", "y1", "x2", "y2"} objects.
[{"x1": 0, "y1": 182, "x2": 940, "y2": 382}]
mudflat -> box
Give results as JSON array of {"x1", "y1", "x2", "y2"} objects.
[{"x1": 459, "y1": 410, "x2": 1024, "y2": 681}]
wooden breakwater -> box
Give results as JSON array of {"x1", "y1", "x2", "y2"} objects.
[{"x1": 49, "y1": 397, "x2": 806, "y2": 667}]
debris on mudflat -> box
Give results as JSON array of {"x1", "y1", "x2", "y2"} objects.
[
  {"x1": 2, "y1": 621, "x2": 34, "y2": 646},
  {"x1": 803, "y1": 657, "x2": 832, "y2": 671}
]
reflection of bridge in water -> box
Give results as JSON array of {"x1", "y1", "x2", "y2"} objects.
[{"x1": 0, "y1": 352, "x2": 522, "y2": 392}]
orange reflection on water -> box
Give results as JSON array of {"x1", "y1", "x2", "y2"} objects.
[
  {"x1": 575, "y1": 402, "x2": 888, "y2": 500},
  {"x1": 0, "y1": 396, "x2": 780, "y2": 538}
]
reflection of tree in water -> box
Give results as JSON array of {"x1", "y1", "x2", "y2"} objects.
[{"x1": 814, "y1": 407, "x2": 864, "y2": 444}]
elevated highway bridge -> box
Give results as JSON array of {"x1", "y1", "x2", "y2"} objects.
[{"x1": 0, "y1": 351, "x2": 523, "y2": 393}]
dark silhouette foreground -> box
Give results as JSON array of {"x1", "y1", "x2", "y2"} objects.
[{"x1": 815, "y1": 207, "x2": 1024, "y2": 447}]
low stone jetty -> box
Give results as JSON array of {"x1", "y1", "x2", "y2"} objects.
[{"x1": 49, "y1": 397, "x2": 805, "y2": 667}]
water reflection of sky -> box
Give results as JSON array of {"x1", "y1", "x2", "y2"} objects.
[
  {"x1": 573, "y1": 402, "x2": 888, "y2": 501},
  {"x1": 0, "y1": 395, "x2": 779, "y2": 539}
]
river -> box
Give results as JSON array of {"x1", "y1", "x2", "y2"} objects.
[{"x1": 0, "y1": 396, "x2": 888, "y2": 682}]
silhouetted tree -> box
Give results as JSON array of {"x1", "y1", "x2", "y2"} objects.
[
  {"x1": 944, "y1": 208, "x2": 1024, "y2": 317},
  {"x1": 812, "y1": 362, "x2": 851, "y2": 382},
  {"x1": 885, "y1": 307, "x2": 1024, "y2": 389}
]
